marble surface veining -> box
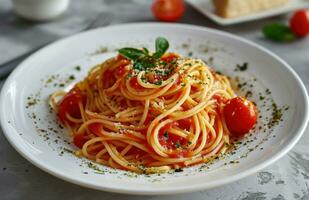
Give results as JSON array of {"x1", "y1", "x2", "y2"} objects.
[{"x1": 0, "y1": 0, "x2": 308, "y2": 199}]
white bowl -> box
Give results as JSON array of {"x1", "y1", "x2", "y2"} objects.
[
  {"x1": 13, "y1": 0, "x2": 70, "y2": 21},
  {"x1": 0, "y1": 23, "x2": 308, "y2": 195}
]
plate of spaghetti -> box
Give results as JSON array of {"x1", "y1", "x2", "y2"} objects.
[{"x1": 0, "y1": 23, "x2": 308, "y2": 195}]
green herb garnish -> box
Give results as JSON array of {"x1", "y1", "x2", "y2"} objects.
[
  {"x1": 163, "y1": 131, "x2": 169, "y2": 139},
  {"x1": 175, "y1": 168, "x2": 183, "y2": 172},
  {"x1": 153, "y1": 37, "x2": 169, "y2": 58},
  {"x1": 75, "y1": 66, "x2": 81, "y2": 71},
  {"x1": 118, "y1": 37, "x2": 169, "y2": 71},
  {"x1": 118, "y1": 48, "x2": 145, "y2": 60},
  {"x1": 262, "y1": 23, "x2": 296, "y2": 42},
  {"x1": 235, "y1": 62, "x2": 248, "y2": 71}
]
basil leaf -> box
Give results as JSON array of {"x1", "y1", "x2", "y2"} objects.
[
  {"x1": 142, "y1": 47, "x2": 149, "y2": 55},
  {"x1": 153, "y1": 37, "x2": 169, "y2": 58},
  {"x1": 263, "y1": 23, "x2": 296, "y2": 42},
  {"x1": 133, "y1": 62, "x2": 145, "y2": 71},
  {"x1": 118, "y1": 48, "x2": 145, "y2": 60}
]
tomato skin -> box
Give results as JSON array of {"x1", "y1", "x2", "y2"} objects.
[
  {"x1": 290, "y1": 9, "x2": 309, "y2": 37},
  {"x1": 58, "y1": 87, "x2": 86, "y2": 123},
  {"x1": 152, "y1": 0, "x2": 185, "y2": 22},
  {"x1": 223, "y1": 97, "x2": 257, "y2": 137},
  {"x1": 73, "y1": 133, "x2": 88, "y2": 148}
]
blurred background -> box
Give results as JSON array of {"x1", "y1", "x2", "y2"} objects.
[{"x1": 1, "y1": 0, "x2": 308, "y2": 79}]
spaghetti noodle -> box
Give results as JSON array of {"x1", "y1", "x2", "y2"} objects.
[{"x1": 50, "y1": 37, "x2": 257, "y2": 173}]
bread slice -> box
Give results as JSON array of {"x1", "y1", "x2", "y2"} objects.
[{"x1": 213, "y1": 0, "x2": 290, "y2": 18}]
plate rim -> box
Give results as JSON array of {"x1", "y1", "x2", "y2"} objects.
[{"x1": 1, "y1": 22, "x2": 308, "y2": 195}]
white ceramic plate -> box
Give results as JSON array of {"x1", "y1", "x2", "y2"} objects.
[
  {"x1": 0, "y1": 23, "x2": 308, "y2": 195},
  {"x1": 187, "y1": 0, "x2": 309, "y2": 25}
]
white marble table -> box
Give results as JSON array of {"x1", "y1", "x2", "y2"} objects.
[{"x1": 0, "y1": 0, "x2": 309, "y2": 199}]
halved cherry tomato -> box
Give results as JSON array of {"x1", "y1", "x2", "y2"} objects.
[
  {"x1": 152, "y1": 0, "x2": 185, "y2": 22},
  {"x1": 58, "y1": 87, "x2": 86, "y2": 123},
  {"x1": 290, "y1": 9, "x2": 309, "y2": 37},
  {"x1": 73, "y1": 133, "x2": 88, "y2": 148},
  {"x1": 223, "y1": 97, "x2": 257, "y2": 137}
]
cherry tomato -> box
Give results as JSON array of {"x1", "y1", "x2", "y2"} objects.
[
  {"x1": 58, "y1": 87, "x2": 86, "y2": 123},
  {"x1": 290, "y1": 9, "x2": 309, "y2": 37},
  {"x1": 223, "y1": 97, "x2": 257, "y2": 137},
  {"x1": 73, "y1": 133, "x2": 88, "y2": 148},
  {"x1": 152, "y1": 0, "x2": 185, "y2": 22}
]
